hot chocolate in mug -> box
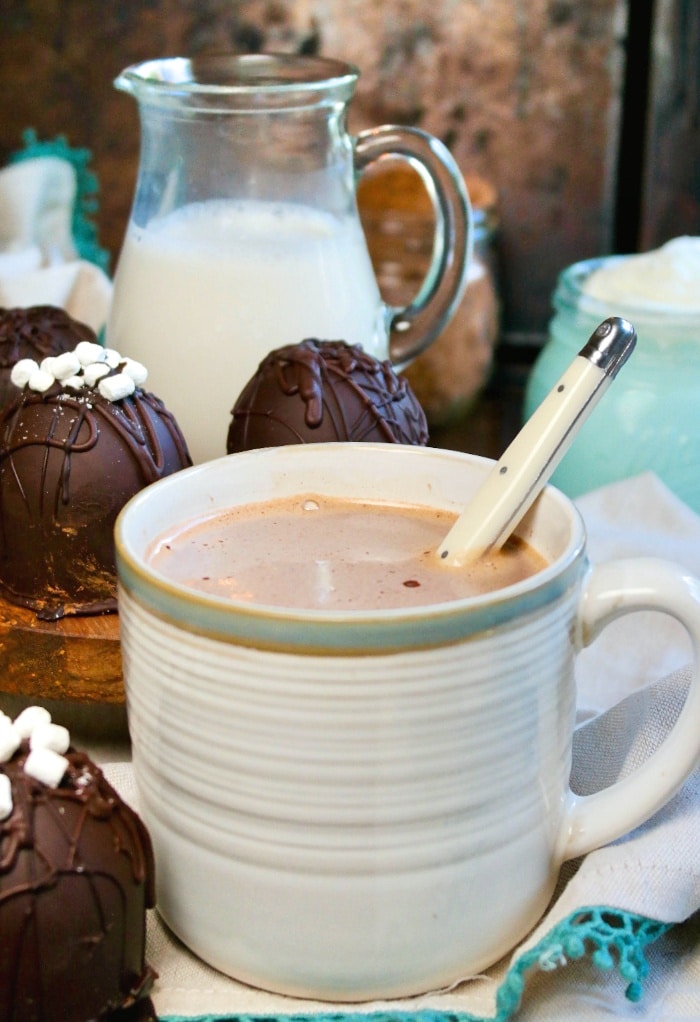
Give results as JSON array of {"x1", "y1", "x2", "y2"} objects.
[
  {"x1": 106, "y1": 55, "x2": 472, "y2": 463},
  {"x1": 115, "y1": 444, "x2": 700, "y2": 1000}
]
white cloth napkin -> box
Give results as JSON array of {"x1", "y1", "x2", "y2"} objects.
[
  {"x1": 0, "y1": 156, "x2": 112, "y2": 333},
  {"x1": 104, "y1": 472, "x2": 700, "y2": 1020}
]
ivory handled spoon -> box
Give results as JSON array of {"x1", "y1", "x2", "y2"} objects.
[{"x1": 437, "y1": 316, "x2": 637, "y2": 568}]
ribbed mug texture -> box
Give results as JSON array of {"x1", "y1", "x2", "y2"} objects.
[{"x1": 117, "y1": 443, "x2": 588, "y2": 999}]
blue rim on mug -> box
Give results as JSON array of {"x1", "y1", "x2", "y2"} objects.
[{"x1": 115, "y1": 444, "x2": 586, "y2": 654}]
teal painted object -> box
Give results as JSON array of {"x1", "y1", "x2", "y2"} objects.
[
  {"x1": 524, "y1": 257, "x2": 700, "y2": 512},
  {"x1": 8, "y1": 128, "x2": 110, "y2": 273}
]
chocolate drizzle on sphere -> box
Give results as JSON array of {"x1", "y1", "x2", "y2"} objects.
[
  {"x1": 0, "y1": 306, "x2": 96, "y2": 410},
  {"x1": 0, "y1": 709, "x2": 156, "y2": 1022},
  {"x1": 0, "y1": 325, "x2": 192, "y2": 620},
  {"x1": 227, "y1": 339, "x2": 429, "y2": 452}
]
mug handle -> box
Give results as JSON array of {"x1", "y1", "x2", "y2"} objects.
[
  {"x1": 559, "y1": 557, "x2": 700, "y2": 861},
  {"x1": 353, "y1": 125, "x2": 473, "y2": 367}
]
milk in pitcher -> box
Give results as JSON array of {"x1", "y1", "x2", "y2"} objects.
[{"x1": 107, "y1": 199, "x2": 386, "y2": 463}]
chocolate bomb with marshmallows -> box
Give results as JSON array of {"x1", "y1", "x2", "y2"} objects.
[
  {"x1": 227, "y1": 338, "x2": 429, "y2": 452},
  {"x1": 0, "y1": 321, "x2": 192, "y2": 620},
  {"x1": 0, "y1": 305, "x2": 97, "y2": 410},
  {"x1": 0, "y1": 705, "x2": 156, "y2": 1022}
]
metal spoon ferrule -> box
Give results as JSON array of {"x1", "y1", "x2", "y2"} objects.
[{"x1": 580, "y1": 316, "x2": 637, "y2": 378}]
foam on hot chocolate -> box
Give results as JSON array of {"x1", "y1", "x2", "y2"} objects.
[
  {"x1": 0, "y1": 308, "x2": 192, "y2": 620},
  {"x1": 148, "y1": 495, "x2": 547, "y2": 610},
  {"x1": 0, "y1": 705, "x2": 156, "y2": 1022}
]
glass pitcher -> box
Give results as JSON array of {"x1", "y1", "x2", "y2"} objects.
[{"x1": 106, "y1": 54, "x2": 473, "y2": 463}]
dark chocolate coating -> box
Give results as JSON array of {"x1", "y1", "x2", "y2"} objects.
[
  {"x1": 227, "y1": 339, "x2": 429, "y2": 452},
  {"x1": 0, "y1": 307, "x2": 96, "y2": 410},
  {"x1": 0, "y1": 741, "x2": 156, "y2": 1022},
  {"x1": 0, "y1": 378, "x2": 192, "y2": 620}
]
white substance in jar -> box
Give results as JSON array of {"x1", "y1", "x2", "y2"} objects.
[{"x1": 583, "y1": 236, "x2": 700, "y2": 312}]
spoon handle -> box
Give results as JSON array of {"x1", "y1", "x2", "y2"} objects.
[{"x1": 437, "y1": 317, "x2": 637, "y2": 567}]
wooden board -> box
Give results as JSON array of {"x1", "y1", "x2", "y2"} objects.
[{"x1": 0, "y1": 595, "x2": 123, "y2": 704}]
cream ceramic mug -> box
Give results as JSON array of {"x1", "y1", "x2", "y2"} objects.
[{"x1": 115, "y1": 444, "x2": 700, "y2": 1001}]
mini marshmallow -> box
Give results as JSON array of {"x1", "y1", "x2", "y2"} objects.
[
  {"x1": 75, "y1": 340, "x2": 107, "y2": 366},
  {"x1": 10, "y1": 358, "x2": 38, "y2": 388},
  {"x1": 102, "y1": 347, "x2": 122, "y2": 369},
  {"x1": 30, "y1": 722, "x2": 70, "y2": 755},
  {"x1": 24, "y1": 747, "x2": 69, "y2": 788},
  {"x1": 83, "y1": 362, "x2": 111, "y2": 387},
  {"x1": 0, "y1": 774, "x2": 12, "y2": 821},
  {"x1": 28, "y1": 368, "x2": 56, "y2": 393},
  {"x1": 13, "y1": 705, "x2": 51, "y2": 738},
  {"x1": 62, "y1": 375, "x2": 86, "y2": 391},
  {"x1": 99, "y1": 372, "x2": 135, "y2": 402},
  {"x1": 0, "y1": 724, "x2": 21, "y2": 763},
  {"x1": 51, "y1": 351, "x2": 82, "y2": 381},
  {"x1": 40, "y1": 356, "x2": 57, "y2": 376},
  {"x1": 121, "y1": 357, "x2": 148, "y2": 387}
]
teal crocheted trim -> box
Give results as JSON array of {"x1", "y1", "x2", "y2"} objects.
[
  {"x1": 493, "y1": 907, "x2": 670, "y2": 1017},
  {"x1": 8, "y1": 128, "x2": 110, "y2": 272},
  {"x1": 159, "y1": 907, "x2": 673, "y2": 1022}
]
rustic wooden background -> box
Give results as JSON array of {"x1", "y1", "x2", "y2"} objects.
[{"x1": 0, "y1": 0, "x2": 697, "y2": 343}]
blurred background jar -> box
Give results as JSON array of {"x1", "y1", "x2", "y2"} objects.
[
  {"x1": 358, "y1": 164, "x2": 500, "y2": 428},
  {"x1": 524, "y1": 244, "x2": 700, "y2": 512}
]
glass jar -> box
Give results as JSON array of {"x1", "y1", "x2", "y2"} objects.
[{"x1": 524, "y1": 256, "x2": 700, "y2": 511}]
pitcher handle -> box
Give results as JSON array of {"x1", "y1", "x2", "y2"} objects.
[
  {"x1": 353, "y1": 125, "x2": 473, "y2": 368},
  {"x1": 559, "y1": 557, "x2": 700, "y2": 862}
]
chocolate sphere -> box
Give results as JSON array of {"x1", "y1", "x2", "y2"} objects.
[
  {"x1": 0, "y1": 306, "x2": 96, "y2": 410},
  {"x1": 0, "y1": 713, "x2": 156, "y2": 1022},
  {"x1": 0, "y1": 336, "x2": 192, "y2": 620},
  {"x1": 227, "y1": 339, "x2": 429, "y2": 452}
]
